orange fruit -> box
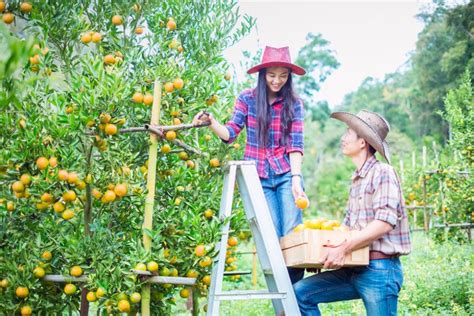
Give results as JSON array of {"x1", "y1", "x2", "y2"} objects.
[
  {"x1": 179, "y1": 288, "x2": 190, "y2": 298},
  {"x1": 132, "y1": 92, "x2": 144, "y2": 103},
  {"x1": 49, "y1": 156, "x2": 58, "y2": 168},
  {"x1": 204, "y1": 209, "x2": 214, "y2": 219},
  {"x1": 320, "y1": 221, "x2": 333, "y2": 230},
  {"x1": 86, "y1": 291, "x2": 97, "y2": 302},
  {"x1": 20, "y1": 174, "x2": 31, "y2": 185},
  {"x1": 118, "y1": 300, "x2": 130, "y2": 312},
  {"x1": 114, "y1": 183, "x2": 127, "y2": 197},
  {"x1": 53, "y1": 201, "x2": 65, "y2": 213},
  {"x1": 0, "y1": 2, "x2": 5, "y2": 12},
  {"x1": 173, "y1": 78, "x2": 184, "y2": 89},
  {"x1": 91, "y1": 32, "x2": 102, "y2": 43},
  {"x1": 164, "y1": 82, "x2": 174, "y2": 93},
  {"x1": 41, "y1": 192, "x2": 53, "y2": 204},
  {"x1": 76, "y1": 180, "x2": 86, "y2": 190},
  {"x1": 130, "y1": 292, "x2": 141, "y2": 303},
  {"x1": 224, "y1": 71, "x2": 232, "y2": 81},
  {"x1": 101, "y1": 190, "x2": 116, "y2": 203},
  {"x1": 12, "y1": 181, "x2": 25, "y2": 192},
  {"x1": 161, "y1": 144, "x2": 171, "y2": 153},
  {"x1": 41, "y1": 250, "x2": 52, "y2": 261},
  {"x1": 0, "y1": 279, "x2": 9, "y2": 288},
  {"x1": 186, "y1": 269, "x2": 198, "y2": 278},
  {"x1": 135, "y1": 262, "x2": 147, "y2": 271},
  {"x1": 91, "y1": 188, "x2": 102, "y2": 199},
  {"x1": 33, "y1": 266, "x2": 45, "y2": 278},
  {"x1": 132, "y1": 3, "x2": 141, "y2": 12},
  {"x1": 36, "y1": 156, "x2": 49, "y2": 170},
  {"x1": 198, "y1": 256, "x2": 212, "y2": 267},
  {"x1": 165, "y1": 131, "x2": 177, "y2": 141},
  {"x1": 20, "y1": 306, "x2": 32, "y2": 316},
  {"x1": 70, "y1": 265, "x2": 83, "y2": 277},
  {"x1": 173, "y1": 118, "x2": 181, "y2": 125},
  {"x1": 293, "y1": 223, "x2": 306, "y2": 232},
  {"x1": 186, "y1": 160, "x2": 195, "y2": 169},
  {"x1": 295, "y1": 197, "x2": 309, "y2": 209},
  {"x1": 67, "y1": 172, "x2": 79, "y2": 184},
  {"x1": 227, "y1": 236, "x2": 238, "y2": 247},
  {"x1": 135, "y1": 26, "x2": 144, "y2": 35},
  {"x1": 15, "y1": 286, "x2": 29, "y2": 298},
  {"x1": 104, "y1": 123, "x2": 118, "y2": 135},
  {"x1": 99, "y1": 113, "x2": 111, "y2": 124},
  {"x1": 177, "y1": 45, "x2": 184, "y2": 53},
  {"x1": 195, "y1": 244, "x2": 205, "y2": 257},
  {"x1": 58, "y1": 169, "x2": 69, "y2": 181},
  {"x1": 103, "y1": 54, "x2": 115, "y2": 65},
  {"x1": 63, "y1": 190, "x2": 77, "y2": 202},
  {"x1": 111, "y1": 15, "x2": 123, "y2": 25},
  {"x1": 143, "y1": 93, "x2": 153, "y2": 105},
  {"x1": 166, "y1": 19, "x2": 177, "y2": 30},
  {"x1": 62, "y1": 209, "x2": 75, "y2": 220},
  {"x1": 147, "y1": 261, "x2": 159, "y2": 272},
  {"x1": 209, "y1": 158, "x2": 220, "y2": 168},
  {"x1": 29, "y1": 54, "x2": 40, "y2": 65},
  {"x1": 202, "y1": 275, "x2": 211, "y2": 285},
  {"x1": 96, "y1": 287, "x2": 106, "y2": 298},
  {"x1": 2, "y1": 12, "x2": 14, "y2": 24},
  {"x1": 20, "y1": 2, "x2": 32, "y2": 13},
  {"x1": 204, "y1": 134, "x2": 212, "y2": 141},
  {"x1": 64, "y1": 283, "x2": 76, "y2": 295},
  {"x1": 178, "y1": 151, "x2": 188, "y2": 160}
]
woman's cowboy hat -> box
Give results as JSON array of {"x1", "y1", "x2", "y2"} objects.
[
  {"x1": 247, "y1": 46, "x2": 306, "y2": 75},
  {"x1": 331, "y1": 110, "x2": 392, "y2": 164}
]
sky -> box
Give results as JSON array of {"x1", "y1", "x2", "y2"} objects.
[{"x1": 223, "y1": 0, "x2": 431, "y2": 107}]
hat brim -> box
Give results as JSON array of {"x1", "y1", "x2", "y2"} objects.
[
  {"x1": 247, "y1": 62, "x2": 306, "y2": 76},
  {"x1": 330, "y1": 111, "x2": 391, "y2": 164}
]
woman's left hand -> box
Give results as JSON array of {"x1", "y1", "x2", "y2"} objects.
[{"x1": 291, "y1": 176, "x2": 307, "y2": 202}]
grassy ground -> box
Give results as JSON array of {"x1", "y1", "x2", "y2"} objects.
[{"x1": 173, "y1": 232, "x2": 472, "y2": 315}]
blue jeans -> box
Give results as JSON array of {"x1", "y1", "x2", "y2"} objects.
[
  {"x1": 293, "y1": 258, "x2": 404, "y2": 316},
  {"x1": 260, "y1": 168, "x2": 304, "y2": 284}
]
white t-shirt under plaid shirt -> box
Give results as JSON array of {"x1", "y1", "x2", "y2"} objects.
[{"x1": 344, "y1": 155, "x2": 411, "y2": 256}]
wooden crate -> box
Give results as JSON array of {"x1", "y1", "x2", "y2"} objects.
[{"x1": 279, "y1": 229, "x2": 369, "y2": 268}]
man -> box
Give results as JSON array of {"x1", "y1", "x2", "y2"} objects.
[{"x1": 294, "y1": 110, "x2": 411, "y2": 316}]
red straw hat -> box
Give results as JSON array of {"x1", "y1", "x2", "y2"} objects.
[{"x1": 247, "y1": 46, "x2": 306, "y2": 75}]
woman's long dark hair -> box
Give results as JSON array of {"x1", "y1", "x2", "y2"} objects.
[{"x1": 256, "y1": 68, "x2": 298, "y2": 147}]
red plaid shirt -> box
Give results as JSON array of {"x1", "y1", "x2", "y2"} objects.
[
  {"x1": 344, "y1": 156, "x2": 411, "y2": 255},
  {"x1": 223, "y1": 88, "x2": 304, "y2": 178}
]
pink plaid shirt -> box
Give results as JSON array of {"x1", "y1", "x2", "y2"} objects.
[
  {"x1": 223, "y1": 88, "x2": 304, "y2": 179},
  {"x1": 344, "y1": 156, "x2": 411, "y2": 256}
]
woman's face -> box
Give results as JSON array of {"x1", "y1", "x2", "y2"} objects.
[{"x1": 265, "y1": 67, "x2": 289, "y2": 94}]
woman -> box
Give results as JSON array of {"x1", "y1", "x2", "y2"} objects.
[{"x1": 193, "y1": 46, "x2": 308, "y2": 283}]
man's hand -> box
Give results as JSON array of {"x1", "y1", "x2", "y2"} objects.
[{"x1": 322, "y1": 240, "x2": 349, "y2": 269}]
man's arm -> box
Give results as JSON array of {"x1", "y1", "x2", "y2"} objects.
[{"x1": 323, "y1": 219, "x2": 393, "y2": 269}]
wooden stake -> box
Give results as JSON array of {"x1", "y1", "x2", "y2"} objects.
[{"x1": 141, "y1": 80, "x2": 162, "y2": 316}]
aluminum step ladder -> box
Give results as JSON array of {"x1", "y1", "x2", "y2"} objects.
[{"x1": 207, "y1": 161, "x2": 301, "y2": 316}]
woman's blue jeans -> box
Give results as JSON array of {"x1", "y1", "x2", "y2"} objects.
[
  {"x1": 293, "y1": 258, "x2": 404, "y2": 315},
  {"x1": 260, "y1": 168, "x2": 304, "y2": 284}
]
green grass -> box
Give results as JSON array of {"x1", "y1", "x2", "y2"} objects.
[{"x1": 173, "y1": 232, "x2": 472, "y2": 315}]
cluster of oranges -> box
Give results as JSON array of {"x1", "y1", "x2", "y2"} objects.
[
  {"x1": 293, "y1": 218, "x2": 347, "y2": 232},
  {"x1": 1, "y1": 1, "x2": 32, "y2": 26}
]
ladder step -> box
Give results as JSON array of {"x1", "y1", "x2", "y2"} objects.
[
  {"x1": 214, "y1": 290, "x2": 287, "y2": 301},
  {"x1": 223, "y1": 270, "x2": 251, "y2": 276}
]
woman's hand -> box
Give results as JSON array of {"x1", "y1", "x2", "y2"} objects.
[
  {"x1": 192, "y1": 110, "x2": 214, "y2": 126},
  {"x1": 291, "y1": 176, "x2": 308, "y2": 203}
]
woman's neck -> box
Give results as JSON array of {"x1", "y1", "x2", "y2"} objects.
[{"x1": 267, "y1": 90, "x2": 277, "y2": 104}]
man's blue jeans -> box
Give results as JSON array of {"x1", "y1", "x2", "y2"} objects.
[
  {"x1": 293, "y1": 258, "x2": 404, "y2": 315},
  {"x1": 260, "y1": 168, "x2": 304, "y2": 284}
]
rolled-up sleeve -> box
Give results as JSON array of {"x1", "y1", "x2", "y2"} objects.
[
  {"x1": 372, "y1": 166, "x2": 400, "y2": 227},
  {"x1": 287, "y1": 99, "x2": 304, "y2": 154},
  {"x1": 223, "y1": 95, "x2": 248, "y2": 144}
]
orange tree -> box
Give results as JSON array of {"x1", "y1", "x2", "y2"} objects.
[{"x1": 0, "y1": 0, "x2": 253, "y2": 314}]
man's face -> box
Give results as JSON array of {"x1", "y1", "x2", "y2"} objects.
[{"x1": 340, "y1": 128, "x2": 364, "y2": 157}]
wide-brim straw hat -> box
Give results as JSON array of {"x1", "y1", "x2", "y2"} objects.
[
  {"x1": 247, "y1": 46, "x2": 306, "y2": 75},
  {"x1": 331, "y1": 110, "x2": 391, "y2": 164}
]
